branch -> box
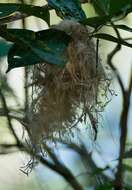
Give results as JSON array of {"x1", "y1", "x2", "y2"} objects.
[
  {"x1": 0, "y1": 88, "x2": 21, "y2": 146},
  {"x1": 0, "y1": 140, "x2": 83, "y2": 190},
  {"x1": 107, "y1": 23, "x2": 132, "y2": 190},
  {"x1": 128, "y1": 67, "x2": 132, "y2": 97},
  {"x1": 38, "y1": 144, "x2": 84, "y2": 190},
  {"x1": 114, "y1": 73, "x2": 131, "y2": 190}
]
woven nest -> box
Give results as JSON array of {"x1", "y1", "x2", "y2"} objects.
[{"x1": 28, "y1": 20, "x2": 111, "y2": 145}]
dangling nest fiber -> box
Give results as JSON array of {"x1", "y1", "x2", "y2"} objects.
[{"x1": 28, "y1": 20, "x2": 111, "y2": 145}]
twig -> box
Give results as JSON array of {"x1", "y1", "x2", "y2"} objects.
[
  {"x1": 20, "y1": 0, "x2": 29, "y2": 115},
  {"x1": 96, "y1": 39, "x2": 99, "y2": 70},
  {"x1": 0, "y1": 88, "x2": 21, "y2": 146}
]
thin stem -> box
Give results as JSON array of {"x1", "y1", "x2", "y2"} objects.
[{"x1": 0, "y1": 88, "x2": 20, "y2": 145}]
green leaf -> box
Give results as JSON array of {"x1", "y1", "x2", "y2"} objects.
[
  {"x1": 0, "y1": 27, "x2": 35, "y2": 43},
  {"x1": 0, "y1": 40, "x2": 11, "y2": 57},
  {"x1": 93, "y1": 33, "x2": 132, "y2": 48},
  {"x1": 124, "y1": 187, "x2": 132, "y2": 190},
  {"x1": 95, "y1": 183, "x2": 112, "y2": 190},
  {"x1": 113, "y1": 25, "x2": 132, "y2": 32},
  {"x1": 7, "y1": 44, "x2": 40, "y2": 72},
  {"x1": 124, "y1": 148, "x2": 132, "y2": 158},
  {"x1": 91, "y1": 0, "x2": 109, "y2": 15},
  {"x1": 81, "y1": 15, "x2": 110, "y2": 28},
  {"x1": 0, "y1": 3, "x2": 50, "y2": 25},
  {"x1": 48, "y1": 0, "x2": 86, "y2": 21},
  {"x1": 5, "y1": 28, "x2": 71, "y2": 72},
  {"x1": 109, "y1": 0, "x2": 132, "y2": 16},
  {"x1": 7, "y1": 28, "x2": 36, "y2": 42},
  {"x1": 0, "y1": 4, "x2": 18, "y2": 18},
  {"x1": 123, "y1": 164, "x2": 132, "y2": 172},
  {"x1": 91, "y1": 0, "x2": 132, "y2": 18}
]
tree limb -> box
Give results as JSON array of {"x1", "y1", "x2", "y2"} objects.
[{"x1": 107, "y1": 23, "x2": 132, "y2": 190}]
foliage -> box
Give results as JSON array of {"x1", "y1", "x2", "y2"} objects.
[
  {"x1": 0, "y1": 0, "x2": 131, "y2": 71},
  {"x1": 5, "y1": 28, "x2": 71, "y2": 72}
]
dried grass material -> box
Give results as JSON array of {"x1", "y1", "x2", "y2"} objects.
[{"x1": 28, "y1": 20, "x2": 110, "y2": 144}]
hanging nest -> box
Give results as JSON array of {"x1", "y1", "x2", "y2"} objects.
[{"x1": 27, "y1": 20, "x2": 111, "y2": 145}]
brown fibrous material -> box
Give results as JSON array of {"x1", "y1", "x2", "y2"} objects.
[{"x1": 28, "y1": 20, "x2": 111, "y2": 145}]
